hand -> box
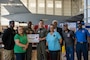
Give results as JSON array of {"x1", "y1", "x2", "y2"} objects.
[
  {"x1": 39, "y1": 38, "x2": 43, "y2": 41},
  {"x1": 46, "y1": 49, "x2": 49, "y2": 53},
  {"x1": 23, "y1": 44, "x2": 28, "y2": 50}
]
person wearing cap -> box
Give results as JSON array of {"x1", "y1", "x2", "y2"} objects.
[
  {"x1": 62, "y1": 23, "x2": 75, "y2": 60},
  {"x1": 52, "y1": 20, "x2": 63, "y2": 60},
  {"x1": 75, "y1": 21, "x2": 90, "y2": 60},
  {"x1": 2, "y1": 21, "x2": 16, "y2": 60},
  {"x1": 52, "y1": 20, "x2": 62, "y2": 35},
  {"x1": 24, "y1": 21, "x2": 34, "y2": 60}
]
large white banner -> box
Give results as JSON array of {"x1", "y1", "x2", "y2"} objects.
[{"x1": 27, "y1": 34, "x2": 39, "y2": 43}]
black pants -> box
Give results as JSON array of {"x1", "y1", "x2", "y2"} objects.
[
  {"x1": 49, "y1": 51, "x2": 58, "y2": 60},
  {"x1": 15, "y1": 53, "x2": 25, "y2": 60},
  {"x1": 26, "y1": 43, "x2": 32, "y2": 60},
  {"x1": 76, "y1": 42, "x2": 88, "y2": 60}
]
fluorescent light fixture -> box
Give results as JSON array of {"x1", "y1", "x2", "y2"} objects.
[
  {"x1": 39, "y1": 3, "x2": 45, "y2": 7},
  {"x1": 30, "y1": 3, "x2": 36, "y2": 7}
]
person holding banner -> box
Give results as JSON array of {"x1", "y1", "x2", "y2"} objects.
[
  {"x1": 14, "y1": 26, "x2": 28, "y2": 60},
  {"x1": 24, "y1": 21, "x2": 34, "y2": 60},
  {"x1": 36, "y1": 20, "x2": 47, "y2": 60}
]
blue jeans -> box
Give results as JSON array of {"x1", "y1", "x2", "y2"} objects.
[
  {"x1": 49, "y1": 51, "x2": 59, "y2": 60},
  {"x1": 15, "y1": 53, "x2": 25, "y2": 60},
  {"x1": 65, "y1": 46, "x2": 74, "y2": 60},
  {"x1": 76, "y1": 42, "x2": 88, "y2": 60}
]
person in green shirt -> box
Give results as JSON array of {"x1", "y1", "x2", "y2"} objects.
[{"x1": 14, "y1": 26, "x2": 28, "y2": 60}]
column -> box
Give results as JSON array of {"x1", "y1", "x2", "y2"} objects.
[{"x1": 84, "y1": 0, "x2": 90, "y2": 24}]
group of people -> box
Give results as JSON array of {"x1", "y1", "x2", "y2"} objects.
[{"x1": 1, "y1": 20, "x2": 90, "y2": 60}]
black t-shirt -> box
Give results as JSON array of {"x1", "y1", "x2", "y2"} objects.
[
  {"x1": 2, "y1": 28, "x2": 16, "y2": 50},
  {"x1": 62, "y1": 30, "x2": 75, "y2": 47}
]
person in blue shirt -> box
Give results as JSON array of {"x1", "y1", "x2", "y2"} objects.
[
  {"x1": 75, "y1": 21, "x2": 90, "y2": 60},
  {"x1": 46, "y1": 24, "x2": 62, "y2": 60}
]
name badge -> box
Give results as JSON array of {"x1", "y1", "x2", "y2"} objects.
[
  {"x1": 38, "y1": 31, "x2": 40, "y2": 33},
  {"x1": 67, "y1": 33, "x2": 70, "y2": 37}
]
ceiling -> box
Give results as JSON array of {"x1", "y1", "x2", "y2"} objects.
[
  {"x1": 0, "y1": 0, "x2": 21, "y2": 3},
  {"x1": 4, "y1": 5, "x2": 30, "y2": 14},
  {"x1": 1, "y1": 0, "x2": 70, "y2": 24}
]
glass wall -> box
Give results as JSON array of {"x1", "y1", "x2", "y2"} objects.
[
  {"x1": 84, "y1": 0, "x2": 90, "y2": 23},
  {"x1": 20, "y1": 0, "x2": 83, "y2": 16},
  {"x1": 46, "y1": 0, "x2": 53, "y2": 15},
  {"x1": 22, "y1": 0, "x2": 63, "y2": 15},
  {"x1": 38, "y1": 0, "x2": 45, "y2": 14},
  {"x1": 55, "y1": 0, "x2": 62, "y2": 15}
]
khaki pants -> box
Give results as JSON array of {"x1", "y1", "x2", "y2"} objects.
[
  {"x1": 2, "y1": 49, "x2": 14, "y2": 60},
  {"x1": 37, "y1": 41, "x2": 47, "y2": 60}
]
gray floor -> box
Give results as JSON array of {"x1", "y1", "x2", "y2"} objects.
[
  {"x1": 0, "y1": 49, "x2": 90, "y2": 60},
  {"x1": 61, "y1": 51, "x2": 90, "y2": 60}
]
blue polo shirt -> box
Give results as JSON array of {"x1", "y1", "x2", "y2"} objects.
[
  {"x1": 75, "y1": 28, "x2": 90, "y2": 42},
  {"x1": 46, "y1": 31, "x2": 61, "y2": 51}
]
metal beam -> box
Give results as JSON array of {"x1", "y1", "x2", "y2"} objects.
[{"x1": 86, "y1": 0, "x2": 88, "y2": 24}]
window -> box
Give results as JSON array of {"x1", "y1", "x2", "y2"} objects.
[
  {"x1": 46, "y1": 0, "x2": 53, "y2": 15},
  {"x1": 55, "y1": 0, "x2": 62, "y2": 15},
  {"x1": 38, "y1": 0, "x2": 45, "y2": 14}
]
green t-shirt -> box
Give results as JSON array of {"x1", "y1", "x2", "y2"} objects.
[{"x1": 14, "y1": 34, "x2": 28, "y2": 53}]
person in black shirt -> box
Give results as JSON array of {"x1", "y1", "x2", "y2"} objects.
[
  {"x1": 2, "y1": 21, "x2": 16, "y2": 60},
  {"x1": 62, "y1": 24, "x2": 75, "y2": 60},
  {"x1": 24, "y1": 21, "x2": 34, "y2": 60}
]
